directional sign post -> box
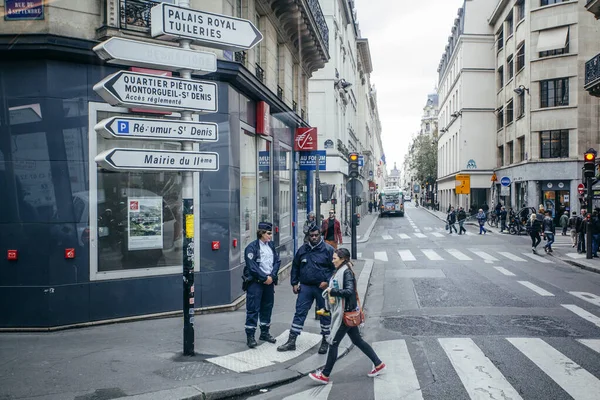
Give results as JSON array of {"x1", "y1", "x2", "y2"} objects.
[
  {"x1": 93, "y1": 71, "x2": 218, "y2": 113},
  {"x1": 151, "y1": 3, "x2": 263, "y2": 51},
  {"x1": 95, "y1": 148, "x2": 219, "y2": 172},
  {"x1": 95, "y1": 116, "x2": 218, "y2": 142}
]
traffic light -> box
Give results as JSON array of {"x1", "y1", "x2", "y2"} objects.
[
  {"x1": 348, "y1": 152, "x2": 359, "y2": 178},
  {"x1": 584, "y1": 150, "x2": 596, "y2": 178}
]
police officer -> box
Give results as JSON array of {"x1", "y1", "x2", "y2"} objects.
[
  {"x1": 243, "y1": 222, "x2": 281, "y2": 348},
  {"x1": 277, "y1": 224, "x2": 335, "y2": 354}
]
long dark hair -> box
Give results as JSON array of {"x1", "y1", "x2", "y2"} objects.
[{"x1": 335, "y1": 248, "x2": 354, "y2": 269}]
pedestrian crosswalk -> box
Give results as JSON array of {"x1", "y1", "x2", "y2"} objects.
[
  {"x1": 369, "y1": 247, "x2": 557, "y2": 264},
  {"x1": 380, "y1": 230, "x2": 481, "y2": 241},
  {"x1": 273, "y1": 337, "x2": 600, "y2": 400}
]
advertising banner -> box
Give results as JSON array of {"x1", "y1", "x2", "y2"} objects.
[{"x1": 128, "y1": 197, "x2": 163, "y2": 251}]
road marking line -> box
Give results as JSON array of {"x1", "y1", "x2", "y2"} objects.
[
  {"x1": 508, "y1": 338, "x2": 600, "y2": 400},
  {"x1": 398, "y1": 250, "x2": 416, "y2": 261},
  {"x1": 469, "y1": 250, "x2": 498, "y2": 261},
  {"x1": 398, "y1": 233, "x2": 410, "y2": 239},
  {"x1": 357, "y1": 252, "x2": 362, "y2": 258},
  {"x1": 498, "y1": 251, "x2": 526, "y2": 262},
  {"x1": 373, "y1": 340, "x2": 424, "y2": 400},
  {"x1": 208, "y1": 330, "x2": 321, "y2": 372},
  {"x1": 517, "y1": 281, "x2": 555, "y2": 296},
  {"x1": 431, "y1": 232, "x2": 444, "y2": 237},
  {"x1": 281, "y1": 383, "x2": 332, "y2": 399},
  {"x1": 439, "y1": 338, "x2": 523, "y2": 400},
  {"x1": 568, "y1": 291, "x2": 600, "y2": 307},
  {"x1": 578, "y1": 339, "x2": 600, "y2": 355},
  {"x1": 561, "y1": 304, "x2": 600, "y2": 328},
  {"x1": 382, "y1": 235, "x2": 393, "y2": 240},
  {"x1": 414, "y1": 233, "x2": 426, "y2": 238},
  {"x1": 414, "y1": 229, "x2": 421, "y2": 233},
  {"x1": 422, "y1": 249, "x2": 443, "y2": 261},
  {"x1": 374, "y1": 251, "x2": 388, "y2": 262},
  {"x1": 424, "y1": 227, "x2": 432, "y2": 230},
  {"x1": 494, "y1": 266, "x2": 516, "y2": 276},
  {"x1": 465, "y1": 231, "x2": 475, "y2": 236},
  {"x1": 443, "y1": 249, "x2": 470, "y2": 261},
  {"x1": 522, "y1": 252, "x2": 553, "y2": 263}
]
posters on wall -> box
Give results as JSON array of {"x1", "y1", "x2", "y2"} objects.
[{"x1": 128, "y1": 197, "x2": 163, "y2": 250}]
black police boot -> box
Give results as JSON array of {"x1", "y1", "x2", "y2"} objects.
[
  {"x1": 277, "y1": 332, "x2": 297, "y2": 352},
  {"x1": 246, "y1": 333, "x2": 258, "y2": 348},
  {"x1": 318, "y1": 336, "x2": 329, "y2": 354},
  {"x1": 259, "y1": 328, "x2": 277, "y2": 343}
]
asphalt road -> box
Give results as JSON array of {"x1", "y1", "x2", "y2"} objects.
[{"x1": 241, "y1": 202, "x2": 600, "y2": 400}]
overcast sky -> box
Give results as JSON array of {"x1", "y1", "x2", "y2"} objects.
[{"x1": 353, "y1": 0, "x2": 466, "y2": 173}]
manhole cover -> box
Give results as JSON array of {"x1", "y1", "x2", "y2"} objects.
[{"x1": 156, "y1": 362, "x2": 231, "y2": 381}]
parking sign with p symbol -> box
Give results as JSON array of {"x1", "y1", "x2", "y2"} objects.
[{"x1": 118, "y1": 121, "x2": 129, "y2": 134}]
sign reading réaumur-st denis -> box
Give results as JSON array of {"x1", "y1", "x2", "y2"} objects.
[
  {"x1": 93, "y1": 71, "x2": 218, "y2": 113},
  {"x1": 151, "y1": 3, "x2": 263, "y2": 51},
  {"x1": 95, "y1": 116, "x2": 218, "y2": 142},
  {"x1": 95, "y1": 148, "x2": 219, "y2": 172}
]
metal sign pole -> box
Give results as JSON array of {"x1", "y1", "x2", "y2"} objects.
[
  {"x1": 315, "y1": 153, "x2": 321, "y2": 229},
  {"x1": 351, "y1": 179, "x2": 357, "y2": 259},
  {"x1": 587, "y1": 175, "x2": 593, "y2": 260}
]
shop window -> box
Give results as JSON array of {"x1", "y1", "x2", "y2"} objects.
[
  {"x1": 277, "y1": 143, "x2": 292, "y2": 242},
  {"x1": 258, "y1": 138, "x2": 272, "y2": 224},
  {"x1": 540, "y1": 78, "x2": 569, "y2": 108},
  {"x1": 241, "y1": 130, "x2": 257, "y2": 254},
  {"x1": 540, "y1": 130, "x2": 569, "y2": 159}
]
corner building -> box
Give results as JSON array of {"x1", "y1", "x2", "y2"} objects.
[{"x1": 0, "y1": 0, "x2": 328, "y2": 328}]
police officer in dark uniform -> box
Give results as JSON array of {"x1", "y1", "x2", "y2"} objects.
[
  {"x1": 243, "y1": 222, "x2": 281, "y2": 348},
  {"x1": 277, "y1": 224, "x2": 335, "y2": 354}
]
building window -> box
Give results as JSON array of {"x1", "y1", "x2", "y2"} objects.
[
  {"x1": 516, "y1": 0, "x2": 525, "y2": 22},
  {"x1": 539, "y1": 29, "x2": 569, "y2": 58},
  {"x1": 517, "y1": 91, "x2": 525, "y2": 118},
  {"x1": 518, "y1": 137, "x2": 525, "y2": 161},
  {"x1": 541, "y1": 0, "x2": 568, "y2": 6},
  {"x1": 516, "y1": 43, "x2": 525, "y2": 72},
  {"x1": 506, "y1": 12, "x2": 514, "y2": 37},
  {"x1": 235, "y1": 0, "x2": 242, "y2": 18},
  {"x1": 497, "y1": 65, "x2": 504, "y2": 89},
  {"x1": 497, "y1": 108, "x2": 504, "y2": 130},
  {"x1": 498, "y1": 145, "x2": 504, "y2": 167},
  {"x1": 540, "y1": 130, "x2": 569, "y2": 159},
  {"x1": 507, "y1": 141, "x2": 514, "y2": 164},
  {"x1": 497, "y1": 27, "x2": 504, "y2": 52},
  {"x1": 540, "y1": 78, "x2": 569, "y2": 108},
  {"x1": 507, "y1": 55, "x2": 514, "y2": 80},
  {"x1": 506, "y1": 100, "x2": 514, "y2": 124}
]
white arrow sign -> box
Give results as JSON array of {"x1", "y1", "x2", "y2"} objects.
[
  {"x1": 93, "y1": 37, "x2": 217, "y2": 75},
  {"x1": 93, "y1": 71, "x2": 218, "y2": 113},
  {"x1": 151, "y1": 3, "x2": 263, "y2": 51},
  {"x1": 95, "y1": 117, "x2": 218, "y2": 142},
  {"x1": 95, "y1": 148, "x2": 219, "y2": 172}
]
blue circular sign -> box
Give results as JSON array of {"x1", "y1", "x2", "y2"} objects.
[{"x1": 500, "y1": 176, "x2": 511, "y2": 186}]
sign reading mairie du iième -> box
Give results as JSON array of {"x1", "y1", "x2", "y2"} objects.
[
  {"x1": 95, "y1": 148, "x2": 219, "y2": 172},
  {"x1": 95, "y1": 117, "x2": 218, "y2": 142},
  {"x1": 93, "y1": 71, "x2": 217, "y2": 113},
  {"x1": 151, "y1": 3, "x2": 263, "y2": 51}
]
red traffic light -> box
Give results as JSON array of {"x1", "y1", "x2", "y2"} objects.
[{"x1": 585, "y1": 152, "x2": 595, "y2": 162}]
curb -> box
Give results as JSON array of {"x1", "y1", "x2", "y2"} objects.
[
  {"x1": 559, "y1": 257, "x2": 600, "y2": 275},
  {"x1": 358, "y1": 215, "x2": 379, "y2": 243}
]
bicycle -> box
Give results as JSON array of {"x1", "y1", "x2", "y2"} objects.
[{"x1": 487, "y1": 211, "x2": 499, "y2": 228}]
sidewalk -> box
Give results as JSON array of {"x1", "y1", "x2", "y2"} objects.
[
  {"x1": 0, "y1": 259, "x2": 375, "y2": 400},
  {"x1": 342, "y1": 212, "x2": 379, "y2": 244}
]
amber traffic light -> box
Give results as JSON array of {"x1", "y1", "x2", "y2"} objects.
[
  {"x1": 348, "y1": 152, "x2": 359, "y2": 178},
  {"x1": 584, "y1": 150, "x2": 596, "y2": 178}
]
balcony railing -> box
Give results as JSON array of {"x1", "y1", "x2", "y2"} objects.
[
  {"x1": 585, "y1": 53, "x2": 600, "y2": 97},
  {"x1": 255, "y1": 64, "x2": 265, "y2": 83},
  {"x1": 119, "y1": 0, "x2": 160, "y2": 32},
  {"x1": 306, "y1": 0, "x2": 329, "y2": 53},
  {"x1": 234, "y1": 51, "x2": 247, "y2": 65}
]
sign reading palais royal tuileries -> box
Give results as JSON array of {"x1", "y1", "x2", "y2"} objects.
[
  {"x1": 95, "y1": 148, "x2": 219, "y2": 172},
  {"x1": 151, "y1": 3, "x2": 263, "y2": 51},
  {"x1": 95, "y1": 116, "x2": 218, "y2": 142},
  {"x1": 93, "y1": 71, "x2": 218, "y2": 113}
]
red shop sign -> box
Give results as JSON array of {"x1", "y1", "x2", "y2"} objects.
[
  {"x1": 294, "y1": 127, "x2": 317, "y2": 151},
  {"x1": 256, "y1": 101, "x2": 271, "y2": 135}
]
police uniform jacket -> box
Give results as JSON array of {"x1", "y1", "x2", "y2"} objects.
[
  {"x1": 329, "y1": 267, "x2": 358, "y2": 312},
  {"x1": 290, "y1": 239, "x2": 335, "y2": 286},
  {"x1": 243, "y1": 239, "x2": 281, "y2": 284}
]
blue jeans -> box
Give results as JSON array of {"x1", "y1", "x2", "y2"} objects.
[
  {"x1": 593, "y1": 234, "x2": 600, "y2": 256},
  {"x1": 479, "y1": 222, "x2": 487, "y2": 234},
  {"x1": 544, "y1": 233, "x2": 554, "y2": 250},
  {"x1": 290, "y1": 284, "x2": 330, "y2": 336}
]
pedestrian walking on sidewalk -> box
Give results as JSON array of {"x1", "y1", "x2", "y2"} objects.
[
  {"x1": 569, "y1": 211, "x2": 578, "y2": 248},
  {"x1": 303, "y1": 212, "x2": 316, "y2": 243},
  {"x1": 527, "y1": 213, "x2": 542, "y2": 254},
  {"x1": 577, "y1": 209, "x2": 587, "y2": 254},
  {"x1": 243, "y1": 222, "x2": 281, "y2": 348},
  {"x1": 447, "y1": 207, "x2": 458, "y2": 234},
  {"x1": 542, "y1": 212, "x2": 555, "y2": 254},
  {"x1": 278, "y1": 225, "x2": 335, "y2": 355},
  {"x1": 309, "y1": 248, "x2": 385, "y2": 385},
  {"x1": 476, "y1": 209, "x2": 487, "y2": 234},
  {"x1": 457, "y1": 207, "x2": 467, "y2": 235},
  {"x1": 560, "y1": 211, "x2": 569, "y2": 236},
  {"x1": 592, "y1": 211, "x2": 600, "y2": 258},
  {"x1": 321, "y1": 210, "x2": 342, "y2": 249},
  {"x1": 499, "y1": 206, "x2": 508, "y2": 233}
]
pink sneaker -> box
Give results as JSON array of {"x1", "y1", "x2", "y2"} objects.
[
  {"x1": 309, "y1": 370, "x2": 330, "y2": 385},
  {"x1": 367, "y1": 363, "x2": 386, "y2": 377}
]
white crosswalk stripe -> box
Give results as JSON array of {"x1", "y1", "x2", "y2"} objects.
[
  {"x1": 522, "y1": 252, "x2": 554, "y2": 263},
  {"x1": 373, "y1": 340, "x2": 424, "y2": 400},
  {"x1": 431, "y1": 232, "x2": 444, "y2": 237},
  {"x1": 398, "y1": 233, "x2": 410, "y2": 239},
  {"x1": 446, "y1": 249, "x2": 472, "y2": 261},
  {"x1": 469, "y1": 250, "x2": 498, "y2": 261},
  {"x1": 561, "y1": 304, "x2": 600, "y2": 329},
  {"x1": 381, "y1": 235, "x2": 393, "y2": 240},
  {"x1": 374, "y1": 251, "x2": 388, "y2": 262},
  {"x1": 494, "y1": 266, "x2": 516, "y2": 276},
  {"x1": 398, "y1": 250, "x2": 416, "y2": 261},
  {"x1": 414, "y1": 233, "x2": 426, "y2": 238},
  {"x1": 497, "y1": 251, "x2": 526, "y2": 262},
  {"x1": 517, "y1": 281, "x2": 555, "y2": 296},
  {"x1": 578, "y1": 339, "x2": 600, "y2": 354},
  {"x1": 422, "y1": 249, "x2": 443, "y2": 261}
]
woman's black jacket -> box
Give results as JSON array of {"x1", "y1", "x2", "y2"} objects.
[{"x1": 329, "y1": 267, "x2": 358, "y2": 312}]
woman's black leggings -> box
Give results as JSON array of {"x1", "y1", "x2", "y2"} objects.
[
  {"x1": 322, "y1": 323, "x2": 382, "y2": 376},
  {"x1": 530, "y1": 231, "x2": 541, "y2": 248}
]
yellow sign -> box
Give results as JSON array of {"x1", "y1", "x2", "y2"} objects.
[
  {"x1": 455, "y1": 174, "x2": 470, "y2": 194},
  {"x1": 491, "y1": 172, "x2": 498, "y2": 182},
  {"x1": 185, "y1": 214, "x2": 194, "y2": 239}
]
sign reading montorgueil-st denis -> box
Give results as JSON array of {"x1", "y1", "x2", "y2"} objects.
[
  {"x1": 95, "y1": 148, "x2": 219, "y2": 172},
  {"x1": 151, "y1": 3, "x2": 263, "y2": 51},
  {"x1": 93, "y1": 71, "x2": 218, "y2": 113},
  {"x1": 95, "y1": 116, "x2": 218, "y2": 142},
  {"x1": 93, "y1": 37, "x2": 217, "y2": 75}
]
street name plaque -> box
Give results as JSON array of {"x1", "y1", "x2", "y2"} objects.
[
  {"x1": 95, "y1": 148, "x2": 219, "y2": 172},
  {"x1": 93, "y1": 71, "x2": 218, "y2": 113},
  {"x1": 95, "y1": 116, "x2": 218, "y2": 142}
]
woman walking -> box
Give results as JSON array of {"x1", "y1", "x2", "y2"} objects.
[
  {"x1": 309, "y1": 248, "x2": 385, "y2": 384},
  {"x1": 527, "y1": 213, "x2": 542, "y2": 254},
  {"x1": 476, "y1": 208, "x2": 487, "y2": 234}
]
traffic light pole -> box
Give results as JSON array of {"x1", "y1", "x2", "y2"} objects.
[
  {"x1": 587, "y1": 175, "x2": 593, "y2": 260},
  {"x1": 315, "y1": 153, "x2": 321, "y2": 229},
  {"x1": 351, "y1": 180, "x2": 357, "y2": 260}
]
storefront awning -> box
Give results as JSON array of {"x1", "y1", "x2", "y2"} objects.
[{"x1": 537, "y1": 26, "x2": 569, "y2": 53}]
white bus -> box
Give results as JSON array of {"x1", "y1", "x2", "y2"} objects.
[{"x1": 379, "y1": 186, "x2": 404, "y2": 217}]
